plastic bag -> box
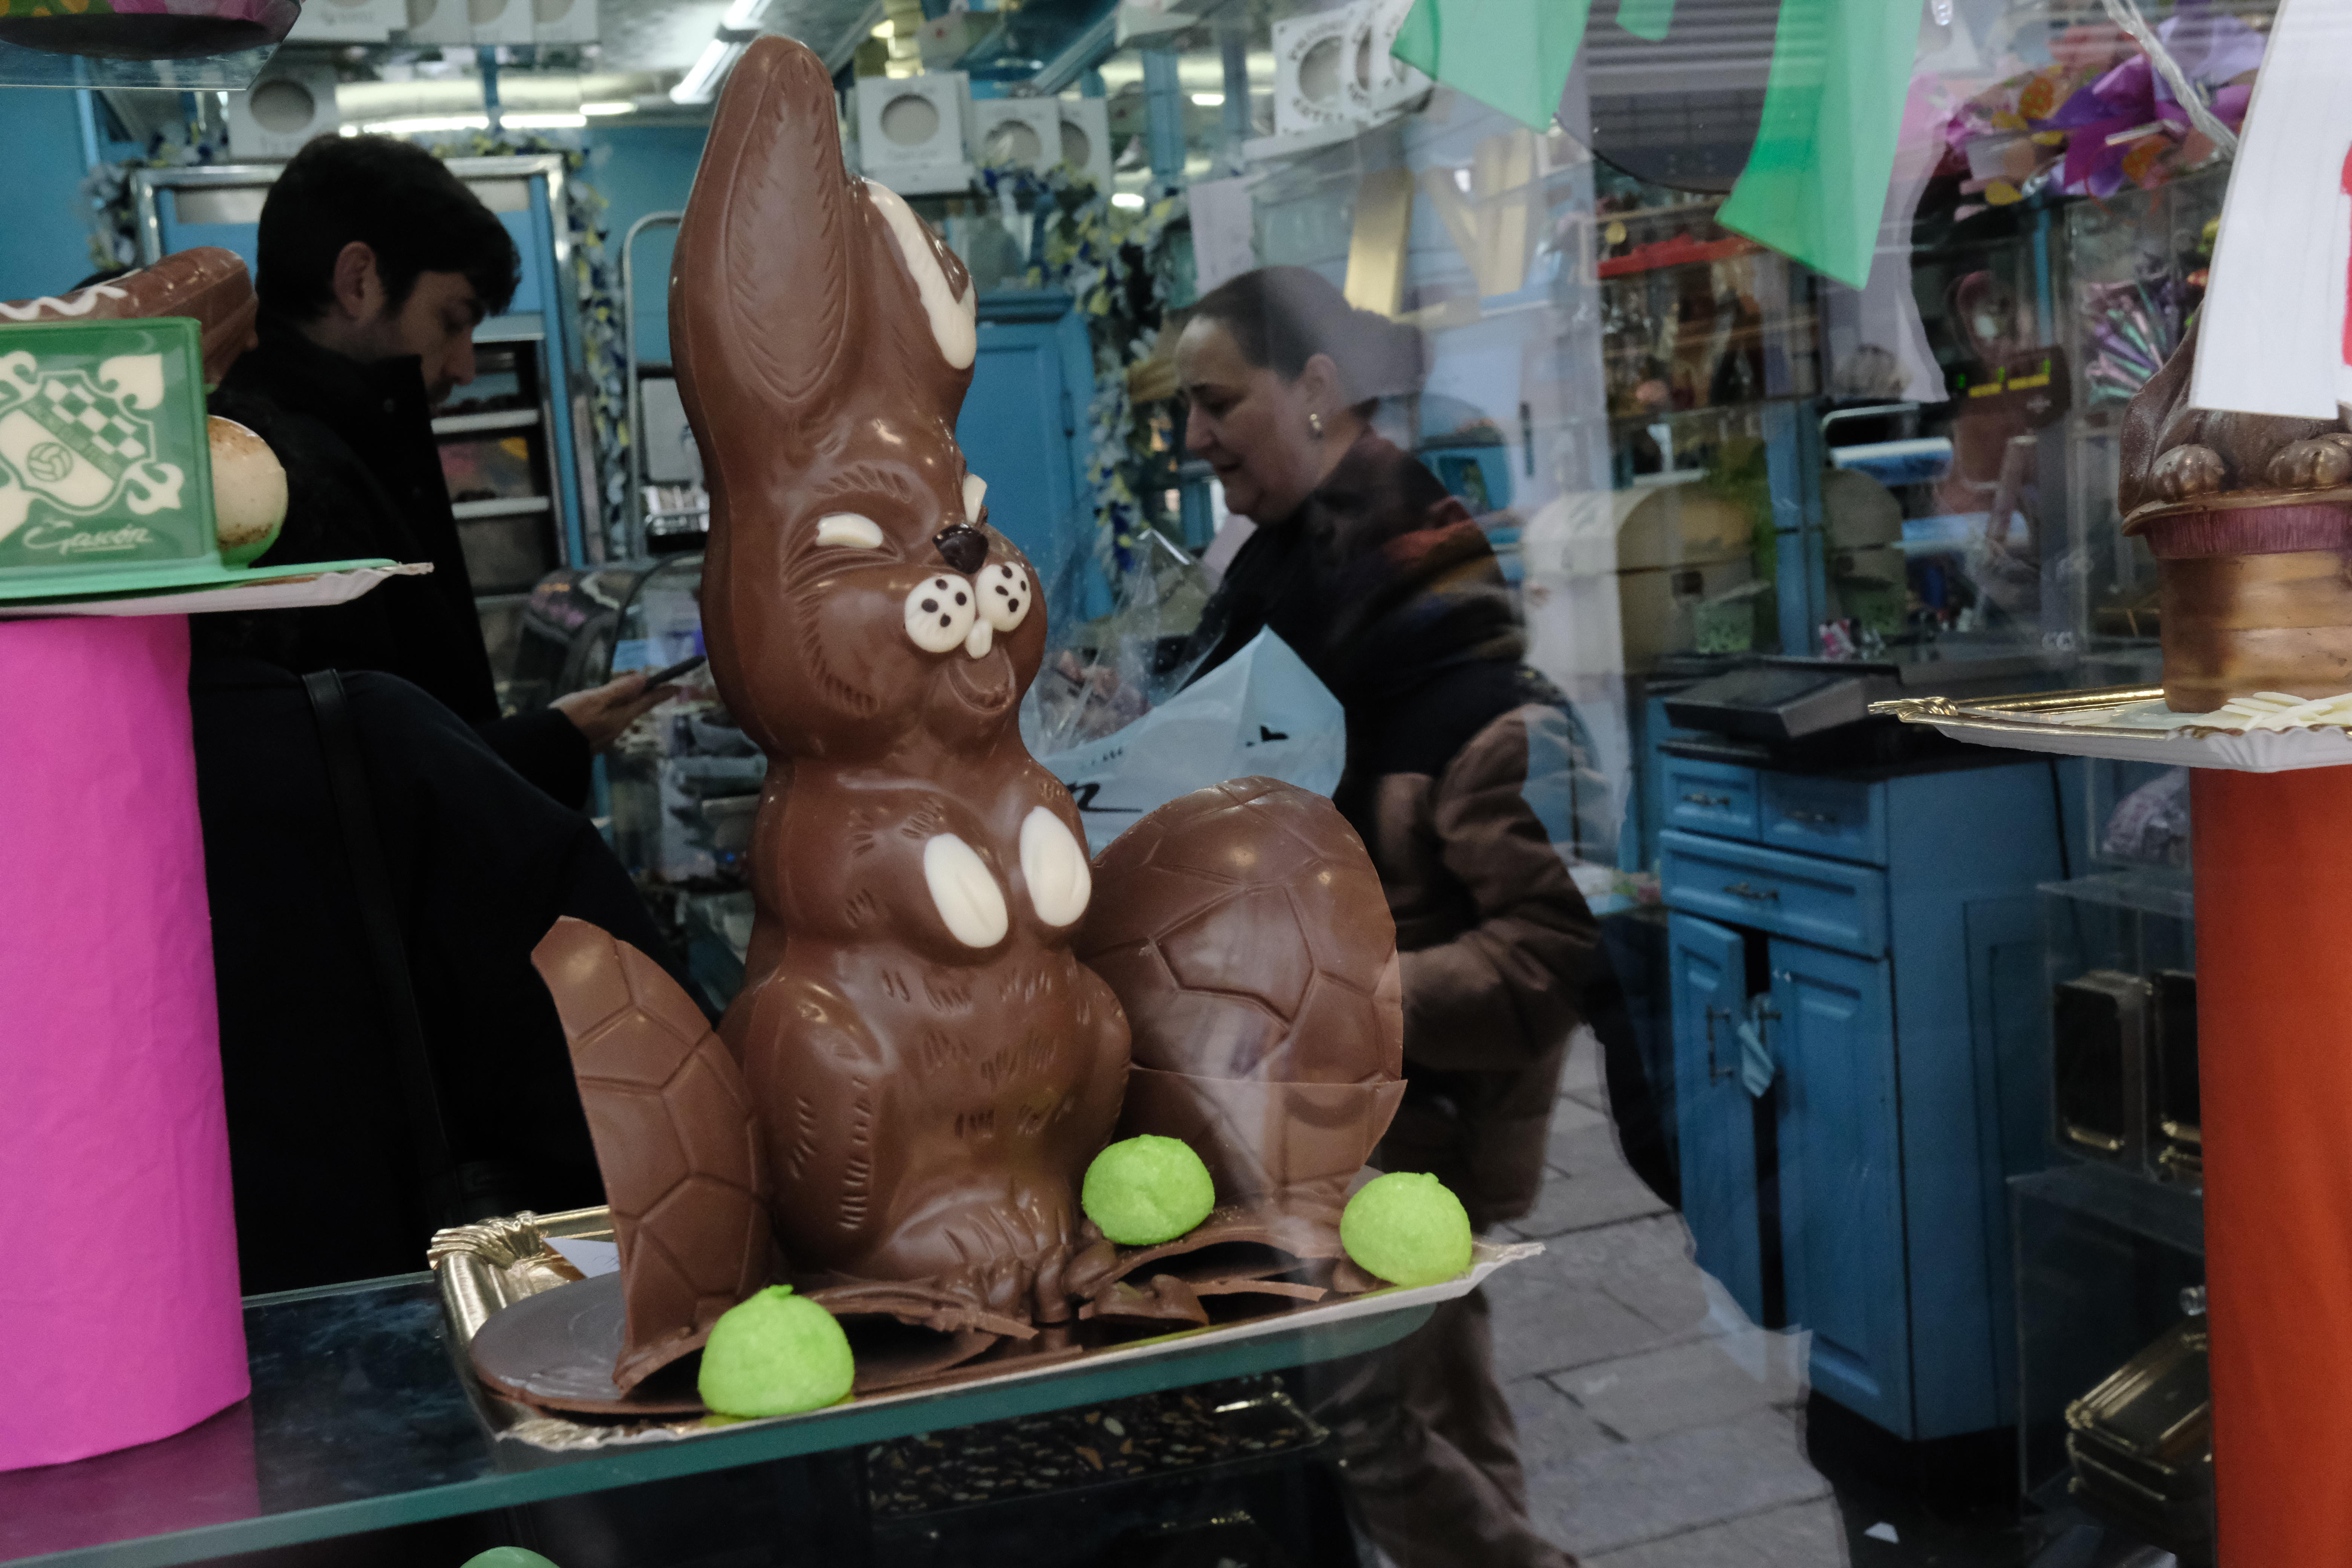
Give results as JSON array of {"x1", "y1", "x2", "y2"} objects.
[{"x1": 1030, "y1": 628, "x2": 1346, "y2": 854}]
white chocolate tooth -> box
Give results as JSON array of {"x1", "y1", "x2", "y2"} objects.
[
  {"x1": 923, "y1": 833, "x2": 1008, "y2": 948},
  {"x1": 1019, "y1": 807, "x2": 1090, "y2": 927},
  {"x1": 816, "y1": 512, "x2": 885, "y2": 548},
  {"x1": 963, "y1": 473, "x2": 986, "y2": 524},
  {"x1": 964, "y1": 618, "x2": 993, "y2": 658}
]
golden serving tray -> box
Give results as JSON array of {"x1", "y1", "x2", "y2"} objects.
[
  {"x1": 1873, "y1": 685, "x2": 2352, "y2": 773},
  {"x1": 428, "y1": 1206, "x2": 1535, "y2": 1453}
]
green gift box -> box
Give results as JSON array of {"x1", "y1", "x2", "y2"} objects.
[{"x1": 0, "y1": 317, "x2": 218, "y2": 587}]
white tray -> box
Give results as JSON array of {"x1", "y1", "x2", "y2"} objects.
[
  {"x1": 1873, "y1": 685, "x2": 2352, "y2": 773},
  {"x1": 0, "y1": 562, "x2": 430, "y2": 618}
]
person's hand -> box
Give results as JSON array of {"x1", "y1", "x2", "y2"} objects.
[{"x1": 553, "y1": 671, "x2": 681, "y2": 753}]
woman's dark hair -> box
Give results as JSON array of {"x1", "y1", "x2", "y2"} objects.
[
  {"x1": 1188, "y1": 265, "x2": 1427, "y2": 406},
  {"x1": 256, "y1": 136, "x2": 521, "y2": 322}
]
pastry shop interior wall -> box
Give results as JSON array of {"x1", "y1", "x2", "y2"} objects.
[{"x1": 0, "y1": 3, "x2": 2288, "y2": 1564}]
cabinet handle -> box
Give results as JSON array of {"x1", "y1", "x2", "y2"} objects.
[
  {"x1": 1722, "y1": 880, "x2": 1779, "y2": 902},
  {"x1": 1783, "y1": 808, "x2": 1839, "y2": 825},
  {"x1": 1703, "y1": 1004, "x2": 1734, "y2": 1083},
  {"x1": 1682, "y1": 792, "x2": 1733, "y2": 807}
]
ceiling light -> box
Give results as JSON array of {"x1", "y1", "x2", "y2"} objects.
[
  {"x1": 580, "y1": 101, "x2": 635, "y2": 116},
  {"x1": 504, "y1": 112, "x2": 588, "y2": 128},
  {"x1": 870, "y1": 19, "x2": 891, "y2": 35},
  {"x1": 671, "y1": 38, "x2": 747, "y2": 104},
  {"x1": 360, "y1": 115, "x2": 491, "y2": 134},
  {"x1": 1190, "y1": 92, "x2": 1223, "y2": 106},
  {"x1": 1112, "y1": 191, "x2": 1145, "y2": 209}
]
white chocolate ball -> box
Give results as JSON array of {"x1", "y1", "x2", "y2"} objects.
[{"x1": 208, "y1": 416, "x2": 286, "y2": 566}]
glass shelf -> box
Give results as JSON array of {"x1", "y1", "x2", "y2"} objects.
[
  {"x1": 0, "y1": 1275, "x2": 1427, "y2": 1568},
  {"x1": 2011, "y1": 1162, "x2": 2204, "y2": 1258}
]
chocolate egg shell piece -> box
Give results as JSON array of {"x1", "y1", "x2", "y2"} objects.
[{"x1": 530, "y1": 918, "x2": 774, "y2": 1393}]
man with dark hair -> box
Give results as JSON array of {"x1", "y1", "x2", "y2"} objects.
[{"x1": 212, "y1": 135, "x2": 670, "y2": 806}]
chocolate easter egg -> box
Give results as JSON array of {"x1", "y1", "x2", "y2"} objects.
[{"x1": 1075, "y1": 778, "x2": 1403, "y2": 1204}]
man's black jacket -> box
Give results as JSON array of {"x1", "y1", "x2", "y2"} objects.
[
  {"x1": 190, "y1": 655, "x2": 693, "y2": 1292},
  {"x1": 211, "y1": 317, "x2": 590, "y2": 805}
]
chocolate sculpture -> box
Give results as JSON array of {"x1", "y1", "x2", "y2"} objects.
[
  {"x1": 489, "y1": 40, "x2": 1428, "y2": 1416},
  {"x1": 2120, "y1": 317, "x2": 2352, "y2": 709},
  {"x1": 1, "y1": 248, "x2": 259, "y2": 387},
  {"x1": 669, "y1": 34, "x2": 1129, "y2": 1329}
]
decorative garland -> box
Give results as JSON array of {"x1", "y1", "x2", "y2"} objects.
[
  {"x1": 81, "y1": 126, "x2": 633, "y2": 558},
  {"x1": 976, "y1": 159, "x2": 1189, "y2": 586}
]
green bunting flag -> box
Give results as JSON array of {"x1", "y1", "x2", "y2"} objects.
[
  {"x1": 1390, "y1": 0, "x2": 1598, "y2": 133},
  {"x1": 1614, "y1": 0, "x2": 1675, "y2": 43},
  {"x1": 1715, "y1": 0, "x2": 1925, "y2": 291}
]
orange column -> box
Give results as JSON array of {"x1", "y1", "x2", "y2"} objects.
[{"x1": 2192, "y1": 766, "x2": 2352, "y2": 1563}]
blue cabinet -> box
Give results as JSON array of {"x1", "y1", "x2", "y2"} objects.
[{"x1": 1660, "y1": 752, "x2": 2063, "y2": 1441}]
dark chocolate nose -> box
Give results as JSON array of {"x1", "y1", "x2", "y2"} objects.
[{"x1": 933, "y1": 523, "x2": 988, "y2": 576}]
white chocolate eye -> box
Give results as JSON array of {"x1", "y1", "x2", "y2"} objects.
[
  {"x1": 923, "y1": 833, "x2": 1008, "y2": 948},
  {"x1": 962, "y1": 473, "x2": 986, "y2": 524},
  {"x1": 903, "y1": 573, "x2": 975, "y2": 654},
  {"x1": 976, "y1": 562, "x2": 1030, "y2": 633},
  {"x1": 1019, "y1": 806, "x2": 1090, "y2": 926},
  {"x1": 816, "y1": 513, "x2": 885, "y2": 548}
]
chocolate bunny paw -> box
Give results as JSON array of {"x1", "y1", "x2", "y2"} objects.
[
  {"x1": 2152, "y1": 443, "x2": 2228, "y2": 502},
  {"x1": 2266, "y1": 433, "x2": 2352, "y2": 491}
]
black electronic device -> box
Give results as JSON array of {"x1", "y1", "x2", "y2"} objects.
[{"x1": 2054, "y1": 970, "x2": 2151, "y2": 1167}]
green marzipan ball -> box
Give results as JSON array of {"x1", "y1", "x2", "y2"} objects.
[
  {"x1": 1082, "y1": 1134, "x2": 1217, "y2": 1245},
  {"x1": 460, "y1": 1552, "x2": 565, "y2": 1568},
  {"x1": 1340, "y1": 1171, "x2": 1473, "y2": 1288},
  {"x1": 697, "y1": 1286, "x2": 856, "y2": 1418}
]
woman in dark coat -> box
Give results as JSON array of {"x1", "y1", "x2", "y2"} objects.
[{"x1": 1175, "y1": 267, "x2": 1663, "y2": 1568}]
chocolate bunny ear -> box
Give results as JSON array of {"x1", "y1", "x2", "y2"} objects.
[
  {"x1": 671, "y1": 36, "x2": 859, "y2": 447},
  {"x1": 672, "y1": 34, "x2": 977, "y2": 467}
]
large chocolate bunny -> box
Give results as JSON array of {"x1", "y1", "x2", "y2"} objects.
[
  {"x1": 2121, "y1": 314, "x2": 2352, "y2": 516},
  {"x1": 670, "y1": 35, "x2": 1128, "y2": 1328}
]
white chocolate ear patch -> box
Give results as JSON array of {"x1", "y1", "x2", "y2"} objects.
[
  {"x1": 904, "y1": 573, "x2": 975, "y2": 653},
  {"x1": 962, "y1": 473, "x2": 986, "y2": 524},
  {"x1": 1020, "y1": 807, "x2": 1090, "y2": 927},
  {"x1": 864, "y1": 179, "x2": 978, "y2": 372},
  {"x1": 977, "y1": 562, "x2": 1030, "y2": 632},
  {"x1": 816, "y1": 513, "x2": 885, "y2": 548},
  {"x1": 923, "y1": 833, "x2": 1009, "y2": 948}
]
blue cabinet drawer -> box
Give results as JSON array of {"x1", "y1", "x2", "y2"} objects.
[
  {"x1": 1663, "y1": 758, "x2": 1760, "y2": 841},
  {"x1": 1759, "y1": 773, "x2": 1888, "y2": 864},
  {"x1": 1660, "y1": 831, "x2": 1888, "y2": 956}
]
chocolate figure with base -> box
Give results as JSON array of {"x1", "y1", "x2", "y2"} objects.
[
  {"x1": 669, "y1": 35, "x2": 1129, "y2": 1331},
  {"x1": 2120, "y1": 316, "x2": 2352, "y2": 710}
]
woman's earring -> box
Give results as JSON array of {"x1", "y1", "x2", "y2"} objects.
[{"x1": 1308, "y1": 412, "x2": 1325, "y2": 438}]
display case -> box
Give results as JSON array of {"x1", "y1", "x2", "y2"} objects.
[
  {"x1": 2012, "y1": 1164, "x2": 2209, "y2": 1562},
  {"x1": 2041, "y1": 871, "x2": 2197, "y2": 1187}
]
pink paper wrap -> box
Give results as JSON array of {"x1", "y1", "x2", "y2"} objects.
[{"x1": 0, "y1": 615, "x2": 248, "y2": 1472}]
